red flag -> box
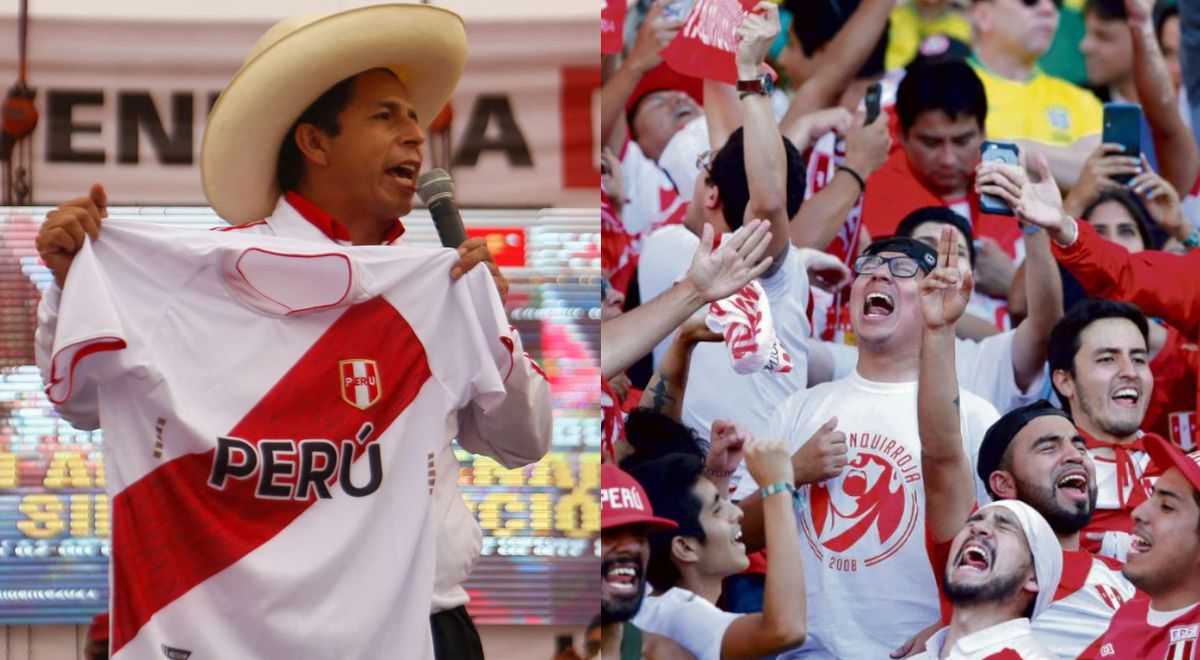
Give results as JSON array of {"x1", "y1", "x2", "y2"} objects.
[
  {"x1": 660, "y1": 0, "x2": 759, "y2": 83},
  {"x1": 602, "y1": 0, "x2": 626, "y2": 54}
]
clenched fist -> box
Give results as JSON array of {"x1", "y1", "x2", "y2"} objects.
[{"x1": 791, "y1": 416, "x2": 848, "y2": 484}]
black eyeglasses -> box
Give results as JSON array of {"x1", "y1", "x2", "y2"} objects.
[
  {"x1": 695, "y1": 149, "x2": 714, "y2": 174},
  {"x1": 853, "y1": 254, "x2": 922, "y2": 278}
]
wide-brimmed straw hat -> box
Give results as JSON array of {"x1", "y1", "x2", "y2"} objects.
[{"x1": 201, "y1": 4, "x2": 467, "y2": 224}]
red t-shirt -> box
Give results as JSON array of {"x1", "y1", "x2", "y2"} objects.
[
  {"x1": 1146, "y1": 323, "x2": 1200, "y2": 451},
  {"x1": 861, "y1": 149, "x2": 1023, "y2": 258},
  {"x1": 1099, "y1": 598, "x2": 1200, "y2": 659}
]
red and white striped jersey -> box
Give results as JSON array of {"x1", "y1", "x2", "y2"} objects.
[
  {"x1": 1099, "y1": 599, "x2": 1200, "y2": 660},
  {"x1": 1033, "y1": 550, "x2": 1137, "y2": 659},
  {"x1": 40, "y1": 220, "x2": 515, "y2": 659},
  {"x1": 1080, "y1": 430, "x2": 1155, "y2": 557}
]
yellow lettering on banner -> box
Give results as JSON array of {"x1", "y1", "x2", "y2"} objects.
[
  {"x1": 468, "y1": 457, "x2": 502, "y2": 486},
  {"x1": 0, "y1": 451, "x2": 15, "y2": 488},
  {"x1": 477, "y1": 493, "x2": 523, "y2": 537},
  {"x1": 93, "y1": 453, "x2": 106, "y2": 488},
  {"x1": 69, "y1": 494, "x2": 91, "y2": 537},
  {"x1": 529, "y1": 493, "x2": 554, "y2": 532},
  {"x1": 43, "y1": 452, "x2": 93, "y2": 489},
  {"x1": 18, "y1": 495, "x2": 65, "y2": 539},
  {"x1": 549, "y1": 453, "x2": 576, "y2": 489},
  {"x1": 94, "y1": 495, "x2": 110, "y2": 538},
  {"x1": 555, "y1": 490, "x2": 599, "y2": 537},
  {"x1": 577, "y1": 454, "x2": 599, "y2": 489}
]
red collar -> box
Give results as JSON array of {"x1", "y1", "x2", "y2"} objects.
[
  {"x1": 284, "y1": 191, "x2": 406, "y2": 244},
  {"x1": 1079, "y1": 427, "x2": 1147, "y2": 453}
]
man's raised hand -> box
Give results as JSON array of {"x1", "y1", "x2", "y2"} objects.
[
  {"x1": 686, "y1": 219, "x2": 773, "y2": 302},
  {"x1": 36, "y1": 183, "x2": 107, "y2": 288},
  {"x1": 919, "y1": 225, "x2": 974, "y2": 330}
]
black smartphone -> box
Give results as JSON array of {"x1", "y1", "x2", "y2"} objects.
[
  {"x1": 1103, "y1": 102, "x2": 1143, "y2": 184},
  {"x1": 864, "y1": 82, "x2": 882, "y2": 125},
  {"x1": 556, "y1": 634, "x2": 575, "y2": 653},
  {"x1": 979, "y1": 141, "x2": 1020, "y2": 216}
]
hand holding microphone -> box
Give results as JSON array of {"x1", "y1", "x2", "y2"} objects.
[{"x1": 417, "y1": 168, "x2": 509, "y2": 302}]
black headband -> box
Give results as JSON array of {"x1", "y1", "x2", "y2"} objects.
[
  {"x1": 977, "y1": 400, "x2": 1074, "y2": 490},
  {"x1": 863, "y1": 237, "x2": 938, "y2": 274}
]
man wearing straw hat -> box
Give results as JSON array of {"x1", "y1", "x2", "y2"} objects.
[{"x1": 34, "y1": 5, "x2": 551, "y2": 659}]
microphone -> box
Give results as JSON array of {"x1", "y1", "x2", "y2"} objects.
[{"x1": 416, "y1": 168, "x2": 468, "y2": 248}]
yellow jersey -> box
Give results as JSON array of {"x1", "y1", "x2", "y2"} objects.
[
  {"x1": 970, "y1": 58, "x2": 1102, "y2": 145},
  {"x1": 885, "y1": 4, "x2": 972, "y2": 71}
]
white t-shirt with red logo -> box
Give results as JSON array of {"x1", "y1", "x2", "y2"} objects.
[
  {"x1": 735, "y1": 372, "x2": 998, "y2": 659},
  {"x1": 40, "y1": 221, "x2": 514, "y2": 659},
  {"x1": 1032, "y1": 550, "x2": 1137, "y2": 658}
]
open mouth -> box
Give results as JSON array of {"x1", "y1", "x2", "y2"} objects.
[
  {"x1": 863, "y1": 292, "x2": 895, "y2": 318},
  {"x1": 385, "y1": 162, "x2": 418, "y2": 186},
  {"x1": 1056, "y1": 471, "x2": 1090, "y2": 500},
  {"x1": 1129, "y1": 530, "x2": 1153, "y2": 557},
  {"x1": 1111, "y1": 386, "x2": 1141, "y2": 408},
  {"x1": 602, "y1": 561, "x2": 642, "y2": 595},
  {"x1": 956, "y1": 541, "x2": 992, "y2": 574}
]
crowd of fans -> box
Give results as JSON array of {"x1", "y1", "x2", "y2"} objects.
[{"x1": 600, "y1": 0, "x2": 1200, "y2": 657}]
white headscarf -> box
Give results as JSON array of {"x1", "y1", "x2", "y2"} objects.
[{"x1": 980, "y1": 500, "x2": 1063, "y2": 619}]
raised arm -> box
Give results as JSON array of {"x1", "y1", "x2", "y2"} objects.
[
  {"x1": 781, "y1": 0, "x2": 896, "y2": 120},
  {"x1": 720, "y1": 437, "x2": 807, "y2": 659},
  {"x1": 918, "y1": 226, "x2": 977, "y2": 542},
  {"x1": 735, "y1": 3, "x2": 792, "y2": 270},
  {"x1": 600, "y1": 2, "x2": 684, "y2": 151},
  {"x1": 601, "y1": 221, "x2": 773, "y2": 380},
  {"x1": 640, "y1": 308, "x2": 722, "y2": 420},
  {"x1": 1126, "y1": 0, "x2": 1200, "y2": 192}
]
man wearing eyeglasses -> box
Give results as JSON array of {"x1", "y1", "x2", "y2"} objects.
[{"x1": 733, "y1": 235, "x2": 999, "y2": 659}]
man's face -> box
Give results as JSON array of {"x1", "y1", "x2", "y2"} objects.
[
  {"x1": 685, "y1": 477, "x2": 750, "y2": 578},
  {"x1": 1080, "y1": 13, "x2": 1135, "y2": 89},
  {"x1": 900, "y1": 111, "x2": 984, "y2": 197},
  {"x1": 600, "y1": 525, "x2": 650, "y2": 622},
  {"x1": 601, "y1": 280, "x2": 625, "y2": 322},
  {"x1": 1000, "y1": 416, "x2": 1098, "y2": 536},
  {"x1": 1125, "y1": 468, "x2": 1200, "y2": 595},
  {"x1": 1087, "y1": 201, "x2": 1147, "y2": 253},
  {"x1": 944, "y1": 506, "x2": 1037, "y2": 607},
  {"x1": 632, "y1": 90, "x2": 702, "y2": 162},
  {"x1": 909, "y1": 221, "x2": 972, "y2": 277},
  {"x1": 849, "y1": 251, "x2": 926, "y2": 351},
  {"x1": 974, "y1": 0, "x2": 1060, "y2": 61},
  {"x1": 1161, "y1": 15, "x2": 1183, "y2": 90},
  {"x1": 1054, "y1": 318, "x2": 1153, "y2": 438},
  {"x1": 318, "y1": 69, "x2": 425, "y2": 223}
]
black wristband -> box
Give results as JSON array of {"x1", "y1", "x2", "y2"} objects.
[{"x1": 836, "y1": 164, "x2": 866, "y2": 193}]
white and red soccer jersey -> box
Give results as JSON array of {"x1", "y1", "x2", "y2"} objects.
[
  {"x1": 1080, "y1": 431, "x2": 1156, "y2": 557},
  {"x1": 1032, "y1": 550, "x2": 1137, "y2": 659},
  {"x1": 735, "y1": 373, "x2": 999, "y2": 658},
  {"x1": 914, "y1": 618, "x2": 1056, "y2": 659},
  {"x1": 41, "y1": 220, "x2": 516, "y2": 659},
  {"x1": 1098, "y1": 599, "x2": 1200, "y2": 660}
]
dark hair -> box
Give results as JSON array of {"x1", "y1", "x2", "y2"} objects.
[
  {"x1": 894, "y1": 206, "x2": 977, "y2": 267},
  {"x1": 1154, "y1": 4, "x2": 1179, "y2": 47},
  {"x1": 276, "y1": 74, "x2": 359, "y2": 193},
  {"x1": 785, "y1": 0, "x2": 888, "y2": 78},
  {"x1": 627, "y1": 453, "x2": 707, "y2": 592},
  {"x1": 1084, "y1": 0, "x2": 1128, "y2": 21},
  {"x1": 1081, "y1": 189, "x2": 1156, "y2": 250},
  {"x1": 1047, "y1": 298, "x2": 1150, "y2": 414},
  {"x1": 619, "y1": 408, "x2": 707, "y2": 474},
  {"x1": 896, "y1": 59, "x2": 987, "y2": 133},
  {"x1": 708, "y1": 127, "x2": 805, "y2": 231}
]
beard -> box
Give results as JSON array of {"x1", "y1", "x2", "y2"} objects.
[
  {"x1": 1074, "y1": 384, "x2": 1144, "y2": 438},
  {"x1": 600, "y1": 557, "x2": 646, "y2": 624},
  {"x1": 943, "y1": 566, "x2": 1027, "y2": 607},
  {"x1": 1013, "y1": 473, "x2": 1097, "y2": 536}
]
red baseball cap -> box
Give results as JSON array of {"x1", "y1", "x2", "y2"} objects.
[
  {"x1": 1145, "y1": 434, "x2": 1200, "y2": 494},
  {"x1": 601, "y1": 464, "x2": 678, "y2": 532},
  {"x1": 624, "y1": 63, "x2": 704, "y2": 118}
]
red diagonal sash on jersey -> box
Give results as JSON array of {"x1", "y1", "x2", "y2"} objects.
[{"x1": 110, "y1": 297, "x2": 432, "y2": 654}]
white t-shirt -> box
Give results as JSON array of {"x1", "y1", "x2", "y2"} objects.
[
  {"x1": 913, "y1": 618, "x2": 1056, "y2": 660},
  {"x1": 621, "y1": 139, "x2": 684, "y2": 239},
  {"x1": 811, "y1": 330, "x2": 1045, "y2": 415},
  {"x1": 1033, "y1": 550, "x2": 1136, "y2": 659},
  {"x1": 41, "y1": 220, "x2": 515, "y2": 659},
  {"x1": 735, "y1": 372, "x2": 999, "y2": 659},
  {"x1": 632, "y1": 586, "x2": 739, "y2": 660},
  {"x1": 639, "y1": 224, "x2": 702, "y2": 369}
]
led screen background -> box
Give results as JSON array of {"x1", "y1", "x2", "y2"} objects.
[{"x1": 0, "y1": 207, "x2": 600, "y2": 625}]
